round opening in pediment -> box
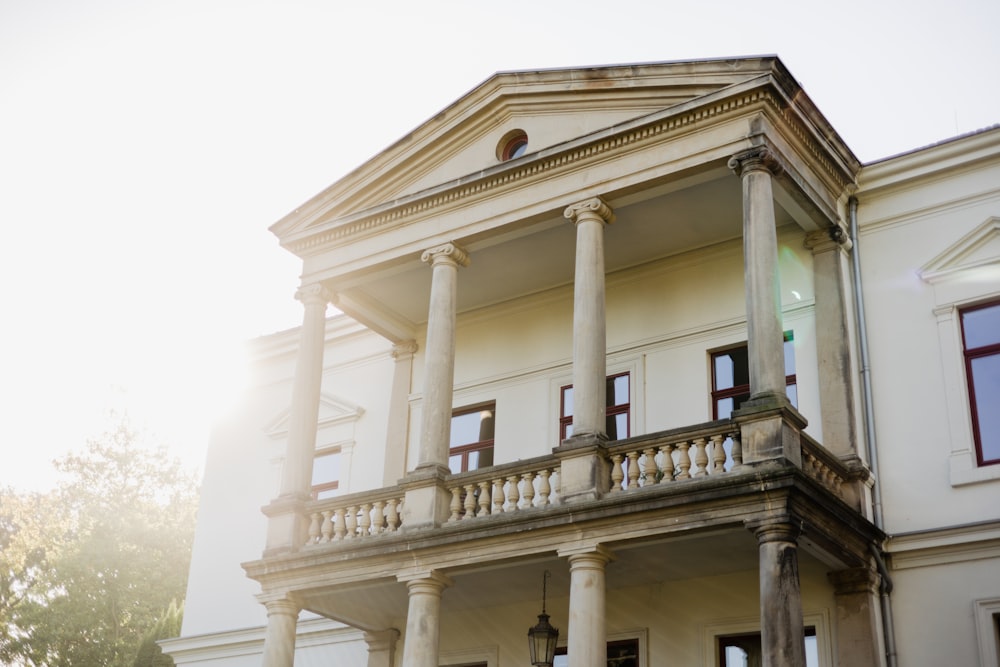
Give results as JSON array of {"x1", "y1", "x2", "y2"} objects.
[{"x1": 497, "y1": 130, "x2": 528, "y2": 161}]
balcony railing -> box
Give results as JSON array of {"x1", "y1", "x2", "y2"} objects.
[{"x1": 301, "y1": 418, "x2": 855, "y2": 548}]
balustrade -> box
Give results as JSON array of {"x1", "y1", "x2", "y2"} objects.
[
  {"x1": 304, "y1": 489, "x2": 405, "y2": 545},
  {"x1": 606, "y1": 425, "x2": 742, "y2": 492},
  {"x1": 446, "y1": 459, "x2": 560, "y2": 522}
]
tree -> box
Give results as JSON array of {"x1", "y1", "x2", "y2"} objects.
[{"x1": 0, "y1": 419, "x2": 199, "y2": 666}]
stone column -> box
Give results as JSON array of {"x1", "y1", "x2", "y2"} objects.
[
  {"x1": 749, "y1": 517, "x2": 805, "y2": 667},
  {"x1": 417, "y1": 243, "x2": 470, "y2": 471},
  {"x1": 729, "y1": 148, "x2": 787, "y2": 405},
  {"x1": 265, "y1": 283, "x2": 331, "y2": 553},
  {"x1": 399, "y1": 571, "x2": 452, "y2": 667},
  {"x1": 828, "y1": 567, "x2": 883, "y2": 667},
  {"x1": 384, "y1": 341, "x2": 417, "y2": 485},
  {"x1": 804, "y1": 226, "x2": 858, "y2": 458},
  {"x1": 364, "y1": 629, "x2": 400, "y2": 667},
  {"x1": 563, "y1": 197, "x2": 615, "y2": 439},
  {"x1": 260, "y1": 597, "x2": 300, "y2": 667},
  {"x1": 559, "y1": 545, "x2": 614, "y2": 667}
]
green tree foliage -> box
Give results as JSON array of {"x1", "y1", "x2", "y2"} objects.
[
  {"x1": 0, "y1": 419, "x2": 199, "y2": 666},
  {"x1": 130, "y1": 600, "x2": 183, "y2": 667}
]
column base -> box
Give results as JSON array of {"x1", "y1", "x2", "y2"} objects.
[
  {"x1": 554, "y1": 434, "x2": 610, "y2": 504},
  {"x1": 400, "y1": 467, "x2": 452, "y2": 531}
]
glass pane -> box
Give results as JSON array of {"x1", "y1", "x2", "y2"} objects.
[
  {"x1": 715, "y1": 348, "x2": 749, "y2": 390},
  {"x1": 608, "y1": 375, "x2": 629, "y2": 406},
  {"x1": 717, "y1": 397, "x2": 735, "y2": 420},
  {"x1": 553, "y1": 655, "x2": 568, "y2": 667},
  {"x1": 715, "y1": 353, "x2": 736, "y2": 390},
  {"x1": 311, "y1": 452, "x2": 340, "y2": 486},
  {"x1": 805, "y1": 635, "x2": 818, "y2": 667},
  {"x1": 605, "y1": 412, "x2": 628, "y2": 440},
  {"x1": 315, "y1": 487, "x2": 339, "y2": 500},
  {"x1": 448, "y1": 453, "x2": 462, "y2": 474},
  {"x1": 562, "y1": 386, "x2": 574, "y2": 418},
  {"x1": 963, "y1": 303, "x2": 1000, "y2": 349},
  {"x1": 564, "y1": 422, "x2": 574, "y2": 439},
  {"x1": 468, "y1": 451, "x2": 481, "y2": 471},
  {"x1": 970, "y1": 353, "x2": 1000, "y2": 462},
  {"x1": 786, "y1": 383, "x2": 798, "y2": 408},
  {"x1": 451, "y1": 408, "x2": 493, "y2": 447},
  {"x1": 784, "y1": 337, "x2": 796, "y2": 376}
]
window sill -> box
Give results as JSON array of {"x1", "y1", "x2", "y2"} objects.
[{"x1": 949, "y1": 451, "x2": 1000, "y2": 486}]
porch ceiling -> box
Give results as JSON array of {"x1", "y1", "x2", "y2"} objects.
[{"x1": 333, "y1": 168, "x2": 797, "y2": 339}]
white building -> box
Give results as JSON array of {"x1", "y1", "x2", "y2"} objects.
[{"x1": 161, "y1": 57, "x2": 1000, "y2": 667}]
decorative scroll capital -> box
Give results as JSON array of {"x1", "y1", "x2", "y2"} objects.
[
  {"x1": 420, "y1": 242, "x2": 470, "y2": 268},
  {"x1": 391, "y1": 340, "x2": 418, "y2": 360},
  {"x1": 805, "y1": 223, "x2": 853, "y2": 254},
  {"x1": 728, "y1": 147, "x2": 783, "y2": 178},
  {"x1": 564, "y1": 196, "x2": 615, "y2": 226},
  {"x1": 294, "y1": 283, "x2": 333, "y2": 307}
]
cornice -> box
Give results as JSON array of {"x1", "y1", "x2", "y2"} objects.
[{"x1": 282, "y1": 80, "x2": 856, "y2": 259}]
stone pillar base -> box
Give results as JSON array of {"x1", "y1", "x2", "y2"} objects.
[
  {"x1": 400, "y1": 466, "x2": 453, "y2": 531},
  {"x1": 733, "y1": 404, "x2": 806, "y2": 467},
  {"x1": 262, "y1": 494, "x2": 310, "y2": 555},
  {"x1": 554, "y1": 434, "x2": 610, "y2": 504}
]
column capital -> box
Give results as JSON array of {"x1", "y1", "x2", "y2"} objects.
[
  {"x1": 728, "y1": 146, "x2": 783, "y2": 178},
  {"x1": 391, "y1": 340, "x2": 418, "y2": 360},
  {"x1": 746, "y1": 514, "x2": 803, "y2": 544},
  {"x1": 398, "y1": 569, "x2": 454, "y2": 590},
  {"x1": 558, "y1": 543, "x2": 616, "y2": 564},
  {"x1": 564, "y1": 197, "x2": 615, "y2": 226},
  {"x1": 805, "y1": 223, "x2": 853, "y2": 254},
  {"x1": 421, "y1": 242, "x2": 470, "y2": 268},
  {"x1": 258, "y1": 595, "x2": 301, "y2": 618},
  {"x1": 294, "y1": 282, "x2": 333, "y2": 307}
]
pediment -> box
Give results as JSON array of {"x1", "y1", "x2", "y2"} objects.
[
  {"x1": 265, "y1": 393, "x2": 365, "y2": 440},
  {"x1": 919, "y1": 217, "x2": 1000, "y2": 283},
  {"x1": 271, "y1": 56, "x2": 787, "y2": 240}
]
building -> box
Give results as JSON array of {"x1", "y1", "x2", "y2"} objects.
[{"x1": 160, "y1": 57, "x2": 1000, "y2": 667}]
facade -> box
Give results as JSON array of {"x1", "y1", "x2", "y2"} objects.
[{"x1": 161, "y1": 57, "x2": 1000, "y2": 667}]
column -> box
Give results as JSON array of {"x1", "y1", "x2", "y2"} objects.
[
  {"x1": 278, "y1": 283, "x2": 332, "y2": 498},
  {"x1": 563, "y1": 197, "x2": 615, "y2": 439},
  {"x1": 384, "y1": 341, "x2": 417, "y2": 485},
  {"x1": 399, "y1": 571, "x2": 452, "y2": 667},
  {"x1": 364, "y1": 629, "x2": 400, "y2": 667},
  {"x1": 804, "y1": 227, "x2": 859, "y2": 458},
  {"x1": 728, "y1": 148, "x2": 788, "y2": 405},
  {"x1": 828, "y1": 567, "x2": 883, "y2": 667},
  {"x1": 416, "y1": 243, "x2": 470, "y2": 471},
  {"x1": 559, "y1": 545, "x2": 614, "y2": 667},
  {"x1": 750, "y1": 518, "x2": 806, "y2": 667},
  {"x1": 260, "y1": 597, "x2": 300, "y2": 667},
  {"x1": 265, "y1": 283, "x2": 331, "y2": 553}
]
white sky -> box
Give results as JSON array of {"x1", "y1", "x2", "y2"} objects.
[{"x1": 1, "y1": 0, "x2": 997, "y2": 491}]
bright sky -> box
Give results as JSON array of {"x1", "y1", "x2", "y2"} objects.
[{"x1": 1, "y1": 0, "x2": 997, "y2": 492}]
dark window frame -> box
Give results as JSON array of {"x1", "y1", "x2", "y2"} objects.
[
  {"x1": 554, "y1": 637, "x2": 639, "y2": 667},
  {"x1": 959, "y1": 299, "x2": 1000, "y2": 466},
  {"x1": 310, "y1": 448, "x2": 341, "y2": 500},
  {"x1": 449, "y1": 402, "x2": 496, "y2": 473},
  {"x1": 560, "y1": 372, "x2": 631, "y2": 441},
  {"x1": 711, "y1": 333, "x2": 797, "y2": 420}
]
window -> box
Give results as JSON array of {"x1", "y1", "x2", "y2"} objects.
[
  {"x1": 719, "y1": 627, "x2": 817, "y2": 667},
  {"x1": 960, "y1": 300, "x2": 1000, "y2": 466},
  {"x1": 497, "y1": 130, "x2": 528, "y2": 161},
  {"x1": 449, "y1": 404, "x2": 495, "y2": 473},
  {"x1": 311, "y1": 449, "x2": 341, "y2": 499},
  {"x1": 712, "y1": 334, "x2": 797, "y2": 419},
  {"x1": 560, "y1": 373, "x2": 630, "y2": 441},
  {"x1": 554, "y1": 638, "x2": 639, "y2": 667}
]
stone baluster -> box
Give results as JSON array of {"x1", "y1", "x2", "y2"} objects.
[
  {"x1": 477, "y1": 481, "x2": 491, "y2": 516},
  {"x1": 627, "y1": 451, "x2": 641, "y2": 488},
  {"x1": 359, "y1": 503, "x2": 372, "y2": 537},
  {"x1": 730, "y1": 431, "x2": 743, "y2": 468},
  {"x1": 386, "y1": 499, "x2": 400, "y2": 532},
  {"x1": 307, "y1": 513, "x2": 321, "y2": 545},
  {"x1": 320, "y1": 510, "x2": 333, "y2": 542},
  {"x1": 711, "y1": 434, "x2": 727, "y2": 473},
  {"x1": 507, "y1": 475, "x2": 520, "y2": 511},
  {"x1": 334, "y1": 508, "x2": 347, "y2": 540},
  {"x1": 345, "y1": 506, "x2": 357, "y2": 538},
  {"x1": 449, "y1": 488, "x2": 462, "y2": 522},
  {"x1": 643, "y1": 448, "x2": 658, "y2": 485},
  {"x1": 609, "y1": 454, "x2": 624, "y2": 492},
  {"x1": 522, "y1": 472, "x2": 536, "y2": 508},
  {"x1": 372, "y1": 501, "x2": 386, "y2": 534},
  {"x1": 693, "y1": 437, "x2": 709, "y2": 477},
  {"x1": 492, "y1": 479, "x2": 505, "y2": 514},
  {"x1": 537, "y1": 469, "x2": 552, "y2": 506},
  {"x1": 659, "y1": 444, "x2": 674, "y2": 482},
  {"x1": 675, "y1": 442, "x2": 692, "y2": 480},
  {"x1": 463, "y1": 484, "x2": 477, "y2": 519}
]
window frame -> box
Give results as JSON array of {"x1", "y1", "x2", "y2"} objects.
[
  {"x1": 560, "y1": 372, "x2": 631, "y2": 441},
  {"x1": 310, "y1": 447, "x2": 342, "y2": 500},
  {"x1": 959, "y1": 299, "x2": 1000, "y2": 466},
  {"x1": 449, "y1": 402, "x2": 496, "y2": 474},
  {"x1": 710, "y1": 333, "x2": 797, "y2": 420},
  {"x1": 554, "y1": 629, "x2": 646, "y2": 667}
]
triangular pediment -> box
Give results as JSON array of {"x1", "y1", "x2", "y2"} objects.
[
  {"x1": 920, "y1": 217, "x2": 1000, "y2": 283},
  {"x1": 265, "y1": 393, "x2": 365, "y2": 440},
  {"x1": 271, "y1": 56, "x2": 789, "y2": 240}
]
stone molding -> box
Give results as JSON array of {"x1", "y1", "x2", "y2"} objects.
[
  {"x1": 285, "y1": 87, "x2": 855, "y2": 256},
  {"x1": 391, "y1": 340, "x2": 419, "y2": 359},
  {"x1": 421, "y1": 242, "x2": 470, "y2": 268},
  {"x1": 804, "y1": 223, "x2": 853, "y2": 254}
]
